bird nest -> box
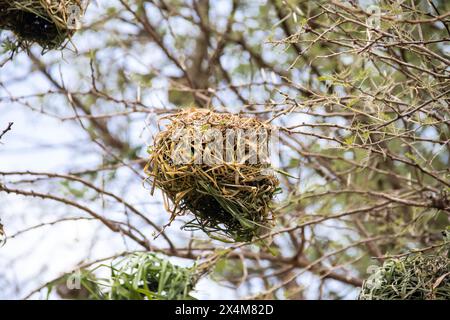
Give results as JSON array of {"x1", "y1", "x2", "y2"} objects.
[
  {"x1": 359, "y1": 248, "x2": 450, "y2": 300},
  {"x1": 145, "y1": 108, "x2": 280, "y2": 242},
  {"x1": 52, "y1": 253, "x2": 199, "y2": 300},
  {"x1": 106, "y1": 253, "x2": 198, "y2": 300},
  {"x1": 0, "y1": 0, "x2": 87, "y2": 51}
]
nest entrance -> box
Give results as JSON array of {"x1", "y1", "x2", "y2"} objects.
[
  {"x1": 2, "y1": 10, "x2": 60, "y2": 44},
  {"x1": 184, "y1": 194, "x2": 230, "y2": 225},
  {"x1": 0, "y1": 1, "x2": 86, "y2": 50},
  {"x1": 146, "y1": 108, "x2": 280, "y2": 242}
]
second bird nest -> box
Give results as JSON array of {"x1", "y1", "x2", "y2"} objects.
[
  {"x1": 0, "y1": 0, "x2": 87, "y2": 50},
  {"x1": 146, "y1": 108, "x2": 280, "y2": 242}
]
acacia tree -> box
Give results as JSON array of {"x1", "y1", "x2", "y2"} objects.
[{"x1": 0, "y1": 0, "x2": 448, "y2": 299}]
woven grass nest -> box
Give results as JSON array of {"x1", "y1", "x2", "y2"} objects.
[
  {"x1": 105, "y1": 253, "x2": 199, "y2": 300},
  {"x1": 0, "y1": 0, "x2": 86, "y2": 50},
  {"x1": 145, "y1": 108, "x2": 280, "y2": 242},
  {"x1": 359, "y1": 248, "x2": 450, "y2": 300},
  {"x1": 54, "y1": 253, "x2": 199, "y2": 300}
]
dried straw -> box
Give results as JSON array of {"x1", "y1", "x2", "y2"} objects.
[{"x1": 145, "y1": 108, "x2": 280, "y2": 242}]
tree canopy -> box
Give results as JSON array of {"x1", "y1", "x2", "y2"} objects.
[{"x1": 0, "y1": 0, "x2": 449, "y2": 300}]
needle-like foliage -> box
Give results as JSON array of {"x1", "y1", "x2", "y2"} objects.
[
  {"x1": 104, "y1": 253, "x2": 198, "y2": 300},
  {"x1": 50, "y1": 253, "x2": 199, "y2": 300}
]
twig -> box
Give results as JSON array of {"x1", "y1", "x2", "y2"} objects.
[{"x1": 0, "y1": 122, "x2": 13, "y2": 141}]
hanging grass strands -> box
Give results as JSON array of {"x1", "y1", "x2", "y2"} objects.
[
  {"x1": 0, "y1": 0, "x2": 88, "y2": 51},
  {"x1": 145, "y1": 108, "x2": 280, "y2": 242},
  {"x1": 49, "y1": 253, "x2": 202, "y2": 300},
  {"x1": 105, "y1": 253, "x2": 199, "y2": 300},
  {"x1": 359, "y1": 245, "x2": 450, "y2": 300}
]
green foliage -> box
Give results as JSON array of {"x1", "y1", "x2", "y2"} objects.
[
  {"x1": 50, "y1": 253, "x2": 199, "y2": 300},
  {"x1": 105, "y1": 253, "x2": 197, "y2": 300}
]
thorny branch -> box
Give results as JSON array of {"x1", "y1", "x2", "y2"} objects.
[{"x1": 0, "y1": 122, "x2": 13, "y2": 141}]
